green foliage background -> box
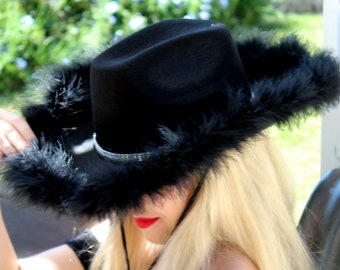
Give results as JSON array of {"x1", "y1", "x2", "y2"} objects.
[{"x1": 0, "y1": 0, "x2": 280, "y2": 95}]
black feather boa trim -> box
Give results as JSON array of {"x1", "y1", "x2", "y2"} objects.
[{"x1": 1, "y1": 35, "x2": 340, "y2": 220}]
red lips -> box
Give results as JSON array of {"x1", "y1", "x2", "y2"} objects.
[{"x1": 133, "y1": 217, "x2": 159, "y2": 229}]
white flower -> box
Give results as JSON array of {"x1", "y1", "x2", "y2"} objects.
[
  {"x1": 105, "y1": 1, "x2": 119, "y2": 13},
  {"x1": 183, "y1": 14, "x2": 197, "y2": 20},
  {"x1": 199, "y1": 10, "x2": 210, "y2": 20},
  {"x1": 20, "y1": 14, "x2": 35, "y2": 26},
  {"x1": 129, "y1": 16, "x2": 146, "y2": 30}
]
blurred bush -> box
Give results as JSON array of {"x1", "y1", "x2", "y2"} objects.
[{"x1": 0, "y1": 0, "x2": 279, "y2": 95}]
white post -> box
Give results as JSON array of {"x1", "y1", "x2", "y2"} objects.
[{"x1": 321, "y1": 0, "x2": 340, "y2": 175}]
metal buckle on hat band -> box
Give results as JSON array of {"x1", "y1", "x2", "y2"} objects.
[{"x1": 93, "y1": 134, "x2": 151, "y2": 162}]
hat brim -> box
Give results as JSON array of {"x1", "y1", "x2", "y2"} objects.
[{"x1": 1, "y1": 34, "x2": 340, "y2": 220}]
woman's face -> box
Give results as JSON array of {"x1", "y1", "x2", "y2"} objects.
[{"x1": 131, "y1": 179, "x2": 196, "y2": 245}]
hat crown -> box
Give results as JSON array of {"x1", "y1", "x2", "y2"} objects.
[{"x1": 91, "y1": 19, "x2": 248, "y2": 154}]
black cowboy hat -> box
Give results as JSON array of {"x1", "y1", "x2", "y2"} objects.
[{"x1": 1, "y1": 19, "x2": 340, "y2": 219}]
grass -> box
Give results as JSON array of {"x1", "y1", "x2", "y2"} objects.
[
  {"x1": 277, "y1": 13, "x2": 323, "y2": 47},
  {"x1": 269, "y1": 116, "x2": 322, "y2": 220},
  {"x1": 267, "y1": 13, "x2": 324, "y2": 220}
]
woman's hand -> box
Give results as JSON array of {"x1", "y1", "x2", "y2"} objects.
[
  {"x1": 0, "y1": 108, "x2": 88, "y2": 270},
  {"x1": 0, "y1": 108, "x2": 36, "y2": 269},
  {"x1": 0, "y1": 108, "x2": 36, "y2": 159}
]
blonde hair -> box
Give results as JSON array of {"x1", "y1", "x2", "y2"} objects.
[{"x1": 91, "y1": 134, "x2": 314, "y2": 270}]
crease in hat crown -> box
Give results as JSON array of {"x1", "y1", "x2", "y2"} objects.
[{"x1": 90, "y1": 18, "x2": 247, "y2": 156}]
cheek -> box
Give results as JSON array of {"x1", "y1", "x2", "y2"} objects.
[
  {"x1": 154, "y1": 191, "x2": 191, "y2": 228},
  {"x1": 162, "y1": 198, "x2": 187, "y2": 221}
]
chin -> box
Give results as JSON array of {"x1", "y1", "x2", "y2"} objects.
[{"x1": 143, "y1": 232, "x2": 169, "y2": 245}]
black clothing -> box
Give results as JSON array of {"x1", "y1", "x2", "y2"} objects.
[{"x1": 65, "y1": 230, "x2": 99, "y2": 270}]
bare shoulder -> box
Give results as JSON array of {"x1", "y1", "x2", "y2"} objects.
[
  {"x1": 210, "y1": 245, "x2": 258, "y2": 270},
  {"x1": 18, "y1": 245, "x2": 84, "y2": 270}
]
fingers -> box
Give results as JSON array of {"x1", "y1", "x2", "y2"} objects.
[
  {"x1": 0, "y1": 119, "x2": 28, "y2": 152},
  {"x1": 0, "y1": 109, "x2": 37, "y2": 158},
  {"x1": 0, "y1": 108, "x2": 36, "y2": 145}
]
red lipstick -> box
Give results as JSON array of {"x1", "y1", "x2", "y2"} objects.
[{"x1": 133, "y1": 217, "x2": 159, "y2": 229}]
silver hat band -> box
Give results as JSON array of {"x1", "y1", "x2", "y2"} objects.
[{"x1": 93, "y1": 133, "x2": 152, "y2": 162}]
